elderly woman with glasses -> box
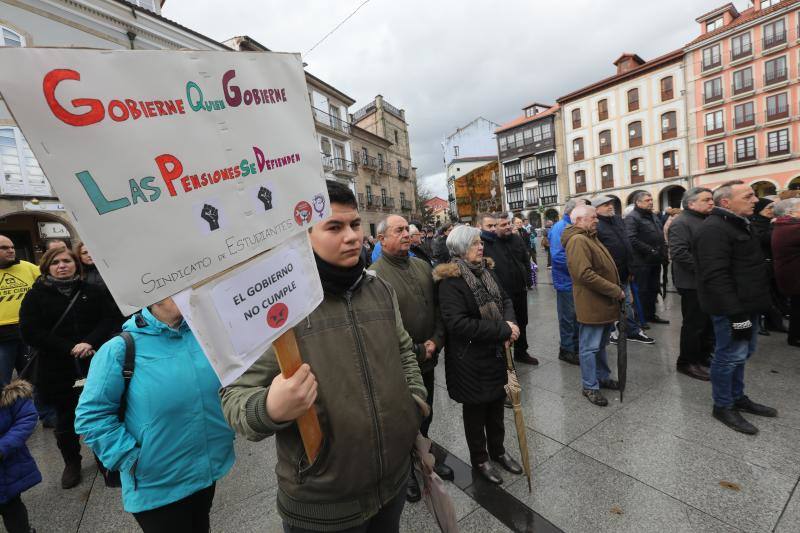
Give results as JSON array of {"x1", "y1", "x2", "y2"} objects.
[{"x1": 433, "y1": 225, "x2": 522, "y2": 485}]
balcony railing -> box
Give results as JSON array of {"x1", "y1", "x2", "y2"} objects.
[
  {"x1": 508, "y1": 201, "x2": 524, "y2": 210},
  {"x1": 763, "y1": 31, "x2": 787, "y2": 50},
  {"x1": 380, "y1": 196, "x2": 395, "y2": 209},
  {"x1": 766, "y1": 106, "x2": 790, "y2": 122},
  {"x1": 401, "y1": 199, "x2": 413, "y2": 210},
  {"x1": 731, "y1": 46, "x2": 752, "y2": 61},
  {"x1": 702, "y1": 57, "x2": 722, "y2": 71},
  {"x1": 768, "y1": 143, "x2": 791, "y2": 157},
  {"x1": 525, "y1": 197, "x2": 539, "y2": 207},
  {"x1": 504, "y1": 173, "x2": 523, "y2": 187},
  {"x1": 537, "y1": 166, "x2": 557, "y2": 177},
  {"x1": 705, "y1": 124, "x2": 724, "y2": 136},
  {"x1": 707, "y1": 157, "x2": 726, "y2": 168},
  {"x1": 540, "y1": 195, "x2": 558, "y2": 206},
  {"x1": 332, "y1": 157, "x2": 357, "y2": 174},
  {"x1": 732, "y1": 79, "x2": 754, "y2": 95},
  {"x1": 523, "y1": 169, "x2": 537, "y2": 180},
  {"x1": 736, "y1": 151, "x2": 756, "y2": 163},
  {"x1": 313, "y1": 107, "x2": 351, "y2": 135},
  {"x1": 361, "y1": 154, "x2": 379, "y2": 170},
  {"x1": 358, "y1": 193, "x2": 380, "y2": 210},
  {"x1": 704, "y1": 91, "x2": 723, "y2": 105},
  {"x1": 734, "y1": 113, "x2": 755, "y2": 128},
  {"x1": 321, "y1": 153, "x2": 334, "y2": 170},
  {"x1": 764, "y1": 68, "x2": 788, "y2": 86},
  {"x1": 397, "y1": 165, "x2": 410, "y2": 179}
]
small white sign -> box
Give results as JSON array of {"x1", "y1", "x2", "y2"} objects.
[
  {"x1": 38, "y1": 222, "x2": 70, "y2": 238},
  {"x1": 174, "y1": 231, "x2": 323, "y2": 385},
  {"x1": 24, "y1": 202, "x2": 65, "y2": 212}
]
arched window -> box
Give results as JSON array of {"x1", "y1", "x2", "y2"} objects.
[
  {"x1": 661, "y1": 112, "x2": 677, "y2": 140},
  {"x1": 628, "y1": 121, "x2": 643, "y2": 148},
  {"x1": 573, "y1": 138, "x2": 584, "y2": 161},
  {"x1": 600, "y1": 164, "x2": 614, "y2": 189},
  {"x1": 663, "y1": 150, "x2": 679, "y2": 178},
  {"x1": 630, "y1": 158, "x2": 644, "y2": 184},
  {"x1": 575, "y1": 170, "x2": 586, "y2": 193},
  {"x1": 598, "y1": 130, "x2": 612, "y2": 155},
  {"x1": 627, "y1": 88, "x2": 639, "y2": 112},
  {"x1": 0, "y1": 27, "x2": 24, "y2": 48}
]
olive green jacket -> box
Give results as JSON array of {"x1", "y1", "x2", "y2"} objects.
[
  {"x1": 220, "y1": 272, "x2": 426, "y2": 531},
  {"x1": 371, "y1": 252, "x2": 445, "y2": 373}
]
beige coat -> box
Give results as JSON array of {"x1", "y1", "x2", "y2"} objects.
[{"x1": 562, "y1": 225, "x2": 621, "y2": 325}]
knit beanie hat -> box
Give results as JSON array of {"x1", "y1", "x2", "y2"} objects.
[{"x1": 754, "y1": 197, "x2": 774, "y2": 215}]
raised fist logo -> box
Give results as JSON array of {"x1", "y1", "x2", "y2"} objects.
[
  {"x1": 200, "y1": 203, "x2": 220, "y2": 231},
  {"x1": 266, "y1": 302, "x2": 289, "y2": 328},
  {"x1": 258, "y1": 186, "x2": 273, "y2": 211},
  {"x1": 293, "y1": 201, "x2": 313, "y2": 226}
]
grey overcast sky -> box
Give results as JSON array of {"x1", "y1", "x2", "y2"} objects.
[{"x1": 163, "y1": 0, "x2": 744, "y2": 197}]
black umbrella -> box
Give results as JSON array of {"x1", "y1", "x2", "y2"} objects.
[{"x1": 617, "y1": 301, "x2": 628, "y2": 402}]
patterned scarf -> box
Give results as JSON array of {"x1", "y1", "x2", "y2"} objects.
[{"x1": 455, "y1": 258, "x2": 504, "y2": 321}]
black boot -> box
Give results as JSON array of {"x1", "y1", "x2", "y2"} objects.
[
  {"x1": 558, "y1": 347, "x2": 579, "y2": 365},
  {"x1": 492, "y1": 453, "x2": 523, "y2": 475},
  {"x1": 712, "y1": 406, "x2": 758, "y2": 434},
  {"x1": 734, "y1": 396, "x2": 777, "y2": 417},
  {"x1": 434, "y1": 461, "x2": 454, "y2": 481},
  {"x1": 61, "y1": 460, "x2": 82, "y2": 489},
  {"x1": 405, "y1": 469, "x2": 421, "y2": 502}
]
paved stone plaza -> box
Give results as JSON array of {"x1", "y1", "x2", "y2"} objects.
[{"x1": 16, "y1": 259, "x2": 800, "y2": 532}]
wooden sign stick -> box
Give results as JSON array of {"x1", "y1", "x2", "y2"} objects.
[{"x1": 272, "y1": 328, "x2": 323, "y2": 463}]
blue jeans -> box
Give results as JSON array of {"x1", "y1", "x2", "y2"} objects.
[
  {"x1": 621, "y1": 283, "x2": 641, "y2": 335},
  {"x1": 556, "y1": 289, "x2": 579, "y2": 352},
  {"x1": 0, "y1": 338, "x2": 25, "y2": 385},
  {"x1": 710, "y1": 314, "x2": 759, "y2": 408},
  {"x1": 578, "y1": 324, "x2": 612, "y2": 390}
]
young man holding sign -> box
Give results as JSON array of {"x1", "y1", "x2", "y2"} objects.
[{"x1": 221, "y1": 181, "x2": 428, "y2": 532}]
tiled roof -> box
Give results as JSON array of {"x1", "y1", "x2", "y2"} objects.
[
  {"x1": 557, "y1": 49, "x2": 682, "y2": 104},
  {"x1": 695, "y1": 2, "x2": 738, "y2": 23},
  {"x1": 495, "y1": 105, "x2": 559, "y2": 134},
  {"x1": 686, "y1": 0, "x2": 800, "y2": 47}
]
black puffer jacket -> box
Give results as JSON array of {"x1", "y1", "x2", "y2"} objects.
[
  {"x1": 434, "y1": 260, "x2": 515, "y2": 405},
  {"x1": 481, "y1": 233, "x2": 531, "y2": 294},
  {"x1": 597, "y1": 214, "x2": 633, "y2": 281},
  {"x1": 19, "y1": 278, "x2": 116, "y2": 401},
  {"x1": 625, "y1": 207, "x2": 666, "y2": 266},
  {"x1": 749, "y1": 214, "x2": 773, "y2": 260},
  {"x1": 431, "y1": 235, "x2": 450, "y2": 265},
  {"x1": 693, "y1": 207, "x2": 771, "y2": 318}
]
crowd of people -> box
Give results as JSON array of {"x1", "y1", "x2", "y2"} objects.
[{"x1": 0, "y1": 178, "x2": 797, "y2": 532}]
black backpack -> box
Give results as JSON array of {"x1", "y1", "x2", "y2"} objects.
[{"x1": 116, "y1": 313, "x2": 146, "y2": 422}]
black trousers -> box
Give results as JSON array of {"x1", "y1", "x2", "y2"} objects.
[
  {"x1": 52, "y1": 390, "x2": 81, "y2": 465},
  {"x1": 632, "y1": 264, "x2": 660, "y2": 321},
  {"x1": 133, "y1": 483, "x2": 216, "y2": 533},
  {"x1": 677, "y1": 289, "x2": 714, "y2": 366},
  {"x1": 462, "y1": 396, "x2": 506, "y2": 466},
  {"x1": 790, "y1": 296, "x2": 800, "y2": 343},
  {"x1": 420, "y1": 369, "x2": 435, "y2": 438},
  {"x1": 510, "y1": 291, "x2": 529, "y2": 355},
  {"x1": 282, "y1": 483, "x2": 407, "y2": 533},
  {"x1": 0, "y1": 495, "x2": 30, "y2": 533}
]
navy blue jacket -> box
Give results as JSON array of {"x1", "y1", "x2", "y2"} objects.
[{"x1": 0, "y1": 380, "x2": 41, "y2": 504}]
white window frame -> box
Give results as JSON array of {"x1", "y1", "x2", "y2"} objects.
[
  {"x1": 0, "y1": 26, "x2": 25, "y2": 47},
  {"x1": 0, "y1": 127, "x2": 52, "y2": 196}
]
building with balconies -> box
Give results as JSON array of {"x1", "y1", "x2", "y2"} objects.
[
  {"x1": 351, "y1": 95, "x2": 419, "y2": 236},
  {"x1": 686, "y1": 0, "x2": 800, "y2": 195},
  {"x1": 558, "y1": 49, "x2": 691, "y2": 213},
  {"x1": 495, "y1": 103, "x2": 566, "y2": 226}
]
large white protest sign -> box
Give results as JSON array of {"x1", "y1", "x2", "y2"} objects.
[
  {"x1": 0, "y1": 49, "x2": 329, "y2": 314},
  {"x1": 174, "y1": 231, "x2": 323, "y2": 385}
]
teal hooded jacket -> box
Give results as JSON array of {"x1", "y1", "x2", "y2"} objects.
[{"x1": 75, "y1": 308, "x2": 235, "y2": 513}]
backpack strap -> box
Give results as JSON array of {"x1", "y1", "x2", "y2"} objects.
[{"x1": 117, "y1": 331, "x2": 135, "y2": 422}]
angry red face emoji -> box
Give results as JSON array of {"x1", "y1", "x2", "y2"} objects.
[{"x1": 266, "y1": 302, "x2": 289, "y2": 328}]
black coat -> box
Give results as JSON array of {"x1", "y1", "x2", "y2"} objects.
[
  {"x1": 667, "y1": 209, "x2": 707, "y2": 290},
  {"x1": 19, "y1": 279, "x2": 116, "y2": 401},
  {"x1": 693, "y1": 207, "x2": 771, "y2": 318},
  {"x1": 434, "y1": 261, "x2": 515, "y2": 405},
  {"x1": 596, "y1": 214, "x2": 633, "y2": 281},
  {"x1": 431, "y1": 235, "x2": 450, "y2": 265},
  {"x1": 481, "y1": 233, "x2": 531, "y2": 295},
  {"x1": 410, "y1": 244, "x2": 434, "y2": 266},
  {"x1": 625, "y1": 207, "x2": 666, "y2": 266},
  {"x1": 749, "y1": 214, "x2": 773, "y2": 260}
]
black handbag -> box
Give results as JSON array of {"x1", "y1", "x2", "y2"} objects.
[{"x1": 19, "y1": 290, "x2": 83, "y2": 383}]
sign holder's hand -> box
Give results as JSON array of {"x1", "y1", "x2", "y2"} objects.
[{"x1": 272, "y1": 329, "x2": 323, "y2": 463}]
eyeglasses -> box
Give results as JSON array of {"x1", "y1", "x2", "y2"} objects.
[{"x1": 0, "y1": 246, "x2": 14, "y2": 250}]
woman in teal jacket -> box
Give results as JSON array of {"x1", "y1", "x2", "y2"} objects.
[{"x1": 75, "y1": 298, "x2": 234, "y2": 532}]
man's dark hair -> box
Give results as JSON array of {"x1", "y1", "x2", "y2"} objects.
[
  {"x1": 477, "y1": 212, "x2": 495, "y2": 224},
  {"x1": 681, "y1": 187, "x2": 712, "y2": 209},
  {"x1": 326, "y1": 180, "x2": 357, "y2": 208},
  {"x1": 632, "y1": 191, "x2": 652, "y2": 205}
]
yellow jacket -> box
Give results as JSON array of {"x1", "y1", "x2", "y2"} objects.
[{"x1": 0, "y1": 261, "x2": 40, "y2": 326}]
